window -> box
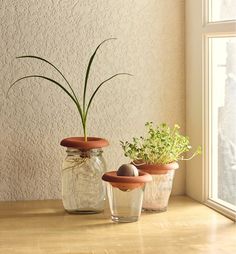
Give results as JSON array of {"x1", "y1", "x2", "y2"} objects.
[
  {"x1": 209, "y1": 0, "x2": 236, "y2": 22},
  {"x1": 210, "y1": 36, "x2": 236, "y2": 212},
  {"x1": 207, "y1": 1, "x2": 236, "y2": 220},
  {"x1": 186, "y1": 0, "x2": 236, "y2": 221}
]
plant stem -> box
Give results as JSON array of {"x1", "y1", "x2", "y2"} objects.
[
  {"x1": 181, "y1": 151, "x2": 199, "y2": 161},
  {"x1": 82, "y1": 119, "x2": 87, "y2": 142}
]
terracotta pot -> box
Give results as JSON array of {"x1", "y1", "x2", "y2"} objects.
[
  {"x1": 133, "y1": 161, "x2": 179, "y2": 175},
  {"x1": 60, "y1": 137, "x2": 109, "y2": 150}
]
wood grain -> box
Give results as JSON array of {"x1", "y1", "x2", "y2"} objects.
[{"x1": 0, "y1": 196, "x2": 235, "y2": 254}]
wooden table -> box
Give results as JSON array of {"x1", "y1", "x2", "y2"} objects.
[{"x1": 0, "y1": 196, "x2": 235, "y2": 254}]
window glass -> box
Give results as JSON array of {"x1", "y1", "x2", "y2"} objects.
[
  {"x1": 210, "y1": 37, "x2": 236, "y2": 208},
  {"x1": 210, "y1": 0, "x2": 236, "y2": 22}
]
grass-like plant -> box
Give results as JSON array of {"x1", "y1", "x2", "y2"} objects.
[
  {"x1": 7, "y1": 38, "x2": 131, "y2": 141},
  {"x1": 120, "y1": 122, "x2": 201, "y2": 165}
]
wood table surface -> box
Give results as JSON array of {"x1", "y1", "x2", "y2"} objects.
[{"x1": 0, "y1": 196, "x2": 235, "y2": 254}]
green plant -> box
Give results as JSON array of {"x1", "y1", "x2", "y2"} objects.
[
  {"x1": 121, "y1": 122, "x2": 201, "y2": 165},
  {"x1": 7, "y1": 38, "x2": 131, "y2": 141}
]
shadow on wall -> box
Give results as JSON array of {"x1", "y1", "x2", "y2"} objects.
[{"x1": 0, "y1": 0, "x2": 185, "y2": 200}]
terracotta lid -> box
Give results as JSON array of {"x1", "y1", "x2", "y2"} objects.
[
  {"x1": 102, "y1": 171, "x2": 152, "y2": 191},
  {"x1": 60, "y1": 137, "x2": 109, "y2": 150},
  {"x1": 134, "y1": 162, "x2": 179, "y2": 175}
]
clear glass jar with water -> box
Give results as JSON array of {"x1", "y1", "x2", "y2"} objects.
[{"x1": 62, "y1": 147, "x2": 107, "y2": 214}]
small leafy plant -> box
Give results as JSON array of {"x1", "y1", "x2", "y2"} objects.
[
  {"x1": 8, "y1": 38, "x2": 131, "y2": 141},
  {"x1": 121, "y1": 122, "x2": 201, "y2": 165}
]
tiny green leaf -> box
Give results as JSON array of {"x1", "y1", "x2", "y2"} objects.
[{"x1": 121, "y1": 122, "x2": 201, "y2": 164}]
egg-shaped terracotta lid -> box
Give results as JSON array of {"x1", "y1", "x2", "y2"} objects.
[
  {"x1": 102, "y1": 171, "x2": 152, "y2": 191},
  {"x1": 134, "y1": 162, "x2": 179, "y2": 175},
  {"x1": 60, "y1": 137, "x2": 109, "y2": 150}
]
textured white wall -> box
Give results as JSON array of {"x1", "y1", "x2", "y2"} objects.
[{"x1": 0, "y1": 0, "x2": 185, "y2": 201}]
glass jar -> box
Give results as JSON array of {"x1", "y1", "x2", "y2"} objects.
[
  {"x1": 135, "y1": 162, "x2": 179, "y2": 212},
  {"x1": 62, "y1": 147, "x2": 107, "y2": 214},
  {"x1": 142, "y1": 170, "x2": 175, "y2": 212}
]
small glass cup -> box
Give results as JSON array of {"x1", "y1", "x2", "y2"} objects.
[{"x1": 102, "y1": 171, "x2": 152, "y2": 223}]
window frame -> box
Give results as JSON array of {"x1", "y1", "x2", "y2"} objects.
[
  {"x1": 186, "y1": 0, "x2": 236, "y2": 221},
  {"x1": 204, "y1": 34, "x2": 236, "y2": 221}
]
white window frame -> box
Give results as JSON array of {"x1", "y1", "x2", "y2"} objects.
[{"x1": 186, "y1": 0, "x2": 236, "y2": 221}]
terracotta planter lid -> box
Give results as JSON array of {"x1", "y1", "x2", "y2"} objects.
[
  {"x1": 60, "y1": 137, "x2": 109, "y2": 150},
  {"x1": 102, "y1": 171, "x2": 152, "y2": 191},
  {"x1": 133, "y1": 161, "x2": 179, "y2": 175}
]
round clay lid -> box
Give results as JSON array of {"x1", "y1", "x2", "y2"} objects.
[
  {"x1": 60, "y1": 137, "x2": 109, "y2": 149},
  {"x1": 102, "y1": 171, "x2": 152, "y2": 191},
  {"x1": 134, "y1": 161, "x2": 179, "y2": 175},
  {"x1": 102, "y1": 171, "x2": 152, "y2": 184}
]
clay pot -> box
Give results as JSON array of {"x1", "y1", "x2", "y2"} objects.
[{"x1": 133, "y1": 161, "x2": 179, "y2": 175}]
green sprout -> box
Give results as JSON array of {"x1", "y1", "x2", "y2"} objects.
[
  {"x1": 7, "y1": 38, "x2": 132, "y2": 141},
  {"x1": 120, "y1": 122, "x2": 202, "y2": 165}
]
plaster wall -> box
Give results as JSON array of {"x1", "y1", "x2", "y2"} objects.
[{"x1": 0, "y1": 0, "x2": 185, "y2": 200}]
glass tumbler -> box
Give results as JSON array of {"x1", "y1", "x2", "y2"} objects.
[{"x1": 102, "y1": 171, "x2": 152, "y2": 223}]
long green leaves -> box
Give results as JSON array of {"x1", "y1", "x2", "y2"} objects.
[
  {"x1": 84, "y1": 73, "x2": 132, "y2": 122},
  {"x1": 8, "y1": 38, "x2": 132, "y2": 140},
  {"x1": 83, "y1": 38, "x2": 116, "y2": 113},
  {"x1": 7, "y1": 75, "x2": 83, "y2": 119},
  {"x1": 16, "y1": 55, "x2": 80, "y2": 105}
]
